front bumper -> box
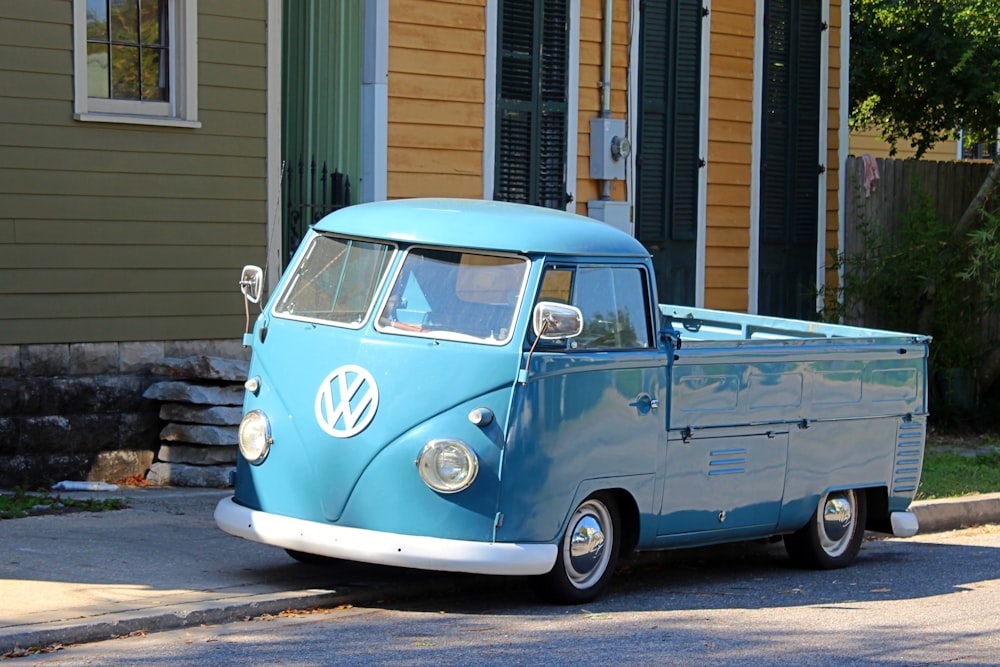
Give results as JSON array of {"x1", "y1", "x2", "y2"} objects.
[{"x1": 214, "y1": 497, "x2": 557, "y2": 576}]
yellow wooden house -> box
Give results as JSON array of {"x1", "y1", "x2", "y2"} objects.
[{"x1": 280, "y1": 0, "x2": 850, "y2": 319}]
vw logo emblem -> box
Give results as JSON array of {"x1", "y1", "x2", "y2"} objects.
[{"x1": 315, "y1": 365, "x2": 379, "y2": 438}]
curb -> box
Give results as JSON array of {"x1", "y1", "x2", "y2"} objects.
[
  {"x1": 911, "y1": 492, "x2": 1000, "y2": 534},
  {"x1": 1, "y1": 574, "x2": 487, "y2": 655}
]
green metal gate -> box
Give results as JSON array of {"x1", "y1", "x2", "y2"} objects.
[{"x1": 282, "y1": 0, "x2": 363, "y2": 262}]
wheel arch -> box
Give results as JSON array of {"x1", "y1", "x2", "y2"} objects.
[
  {"x1": 607, "y1": 487, "x2": 641, "y2": 556},
  {"x1": 862, "y1": 485, "x2": 892, "y2": 533},
  {"x1": 557, "y1": 475, "x2": 653, "y2": 547}
]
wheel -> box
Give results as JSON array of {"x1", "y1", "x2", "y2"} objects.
[
  {"x1": 284, "y1": 548, "x2": 342, "y2": 566},
  {"x1": 784, "y1": 489, "x2": 867, "y2": 569},
  {"x1": 533, "y1": 493, "x2": 620, "y2": 604}
]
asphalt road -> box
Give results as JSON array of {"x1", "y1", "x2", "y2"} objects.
[{"x1": 23, "y1": 525, "x2": 1000, "y2": 666}]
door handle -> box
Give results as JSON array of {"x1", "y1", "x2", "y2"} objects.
[{"x1": 630, "y1": 393, "x2": 659, "y2": 415}]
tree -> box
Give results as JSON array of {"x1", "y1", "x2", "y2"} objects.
[{"x1": 850, "y1": 0, "x2": 1000, "y2": 158}]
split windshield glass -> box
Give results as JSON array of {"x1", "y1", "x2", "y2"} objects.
[
  {"x1": 273, "y1": 234, "x2": 395, "y2": 328},
  {"x1": 376, "y1": 247, "x2": 529, "y2": 345}
]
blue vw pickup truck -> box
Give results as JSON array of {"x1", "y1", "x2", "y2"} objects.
[{"x1": 216, "y1": 199, "x2": 928, "y2": 603}]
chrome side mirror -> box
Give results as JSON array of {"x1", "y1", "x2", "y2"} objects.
[
  {"x1": 532, "y1": 301, "x2": 583, "y2": 340},
  {"x1": 239, "y1": 265, "x2": 263, "y2": 304}
]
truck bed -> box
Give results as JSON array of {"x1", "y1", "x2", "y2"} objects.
[{"x1": 660, "y1": 305, "x2": 929, "y2": 344}]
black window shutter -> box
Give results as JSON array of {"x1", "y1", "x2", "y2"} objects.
[
  {"x1": 495, "y1": 0, "x2": 569, "y2": 209},
  {"x1": 758, "y1": 0, "x2": 822, "y2": 318},
  {"x1": 636, "y1": 0, "x2": 703, "y2": 305}
]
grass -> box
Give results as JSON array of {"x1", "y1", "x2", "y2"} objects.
[
  {"x1": 0, "y1": 489, "x2": 128, "y2": 519},
  {"x1": 916, "y1": 432, "x2": 1000, "y2": 500}
]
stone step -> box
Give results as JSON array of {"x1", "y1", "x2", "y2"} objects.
[
  {"x1": 159, "y1": 403, "x2": 242, "y2": 426},
  {"x1": 157, "y1": 444, "x2": 236, "y2": 465},
  {"x1": 149, "y1": 355, "x2": 249, "y2": 382},
  {"x1": 146, "y1": 462, "x2": 234, "y2": 488},
  {"x1": 143, "y1": 381, "x2": 244, "y2": 406},
  {"x1": 159, "y1": 423, "x2": 238, "y2": 446}
]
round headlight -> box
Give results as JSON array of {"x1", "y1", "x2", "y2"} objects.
[
  {"x1": 416, "y1": 439, "x2": 479, "y2": 493},
  {"x1": 238, "y1": 409, "x2": 272, "y2": 464}
]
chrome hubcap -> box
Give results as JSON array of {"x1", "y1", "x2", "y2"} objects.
[
  {"x1": 819, "y1": 491, "x2": 856, "y2": 556},
  {"x1": 563, "y1": 500, "x2": 612, "y2": 589}
]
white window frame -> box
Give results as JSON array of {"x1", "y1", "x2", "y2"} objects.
[{"x1": 72, "y1": 0, "x2": 200, "y2": 128}]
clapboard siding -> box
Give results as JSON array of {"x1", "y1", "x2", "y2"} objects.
[
  {"x1": 574, "y1": 0, "x2": 630, "y2": 212},
  {"x1": 388, "y1": 124, "x2": 482, "y2": 151},
  {"x1": 0, "y1": 0, "x2": 68, "y2": 23},
  {"x1": 849, "y1": 128, "x2": 959, "y2": 161},
  {"x1": 4, "y1": 269, "x2": 241, "y2": 294},
  {"x1": 4, "y1": 220, "x2": 260, "y2": 245},
  {"x1": 388, "y1": 172, "x2": 482, "y2": 199},
  {"x1": 823, "y1": 0, "x2": 843, "y2": 292},
  {"x1": 1, "y1": 316, "x2": 240, "y2": 346},
  {"x1": 0, "y1": 120, "x2": 266, "y2": 157},
  {"x1": 0, "y1": 147, "x2": 263, "y2": 178},
  {"x1": 389, "y1": 47, "x2": 483, "y2": 79},
  {"x1": 0, "y1": 244, "x2": 256, "y2": 270},
  {"x1": 703, "y1": 0, "x2": 755, "y2": 310},
  {"x1": 2, "y1": 292, "x2": 241, "y2": 319},
  {"x1": 1, "y1": 195, "x2": 263, "y2": 224},
  {"x1": 0, "y1": 17, "x2": 67, "y2": 48},
  {"x1": 0, "y1": 44, "x2": 69, "y2": 76},
  {"x1": 387, "y1": 0, "x2": 485, "y2": 198},
  {"x1": 0, "y1": 2, "x2": 268, "y2": 344}
]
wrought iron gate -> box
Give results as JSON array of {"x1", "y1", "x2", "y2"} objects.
[{"x1": 283, "y1": 156, "x2": 352, "y2": 264}]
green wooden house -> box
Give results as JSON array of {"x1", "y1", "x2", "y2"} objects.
[{"x1": 0, "y1": 0, "x2": 849, "y2": 485}]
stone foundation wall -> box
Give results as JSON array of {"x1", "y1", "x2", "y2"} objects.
[{"x1": 0, "y1": 339, "x2": 247, "y2": 487}]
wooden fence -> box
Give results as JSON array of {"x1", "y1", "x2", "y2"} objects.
[
  {"x1": 843, "y1": 156, "x2": 995, "y2": 261},
  {"x1": 843, "y1": 156, "x2": 1000, "y2": 407}
]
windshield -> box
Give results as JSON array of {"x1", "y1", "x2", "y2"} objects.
[
  {"x1": 376, "y1": 247, "x2": 528, "y2": 345},
  {"x1": 273, "y1": 234, "x2": 395, "y2": 328}
]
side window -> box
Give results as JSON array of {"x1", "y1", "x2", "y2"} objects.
[
  {"x1": 537, "y1": 266, "x2": 653, "y2": 350},
  {"x1": 538, "y1": 267, "x2": 573, "y2": 303},
  {"x1": 73, "y1": 0, "x2": 200, "y2": 127}
]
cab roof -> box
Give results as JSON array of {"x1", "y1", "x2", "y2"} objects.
[{"x1": 311, "y1": 198, "x2": 650, "y2": 258}]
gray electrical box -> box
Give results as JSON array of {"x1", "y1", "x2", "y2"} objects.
[
  {"x1": 587, "y1": 199, "x2": 631, "y2": 234},
  {"x1": 589, "y1": 118, "x2": 629, "y2": 181}
]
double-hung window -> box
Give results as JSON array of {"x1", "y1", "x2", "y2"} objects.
[{"x1": 73, "y1": 0, "x2": 199, "y2": 127}]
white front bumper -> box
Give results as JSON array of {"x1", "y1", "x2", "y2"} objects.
[{"x1": 214, "y1": 497, "x2": 557, "y2": 576}]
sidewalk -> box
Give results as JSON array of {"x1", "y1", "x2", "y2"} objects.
[{"x1": 2, "y1": 487, "x2": 999, "y2": 655}]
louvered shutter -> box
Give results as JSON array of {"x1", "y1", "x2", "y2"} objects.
[
  {"x1": 495, "y1": 0, "x2": 569, "y2": 209},
  {"x1": 758, "y1": 0, "x2": 821, "y2": 318},
  {"x1": 636, "y1": 0, "x2": 703, "y2": 305},
  {"x1": 537, "y1": 0, "x2": 569, "y2": 209}
]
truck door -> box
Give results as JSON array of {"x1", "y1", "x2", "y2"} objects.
[{"x1": 498, "y1": 263, "x2": 668, "y2": 542}]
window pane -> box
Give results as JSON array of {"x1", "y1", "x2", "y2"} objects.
[
  {"x1": 111, "y1": 0, "x2": 139, "y2": 42},
  {"x1": 275, "y1": 235, "x2": 395, "y2": 328},
  {"x1": 610, "y1": 269, "x2": 652, "y2": 348},
  {"x1": 378, "y1": 248, "x2": 527, "y2": 344},
  {"x1": 87, "y1": 43, "x2": 110, "y2": 98},
  {"x1": 141, "y1": 47, "x2": 167, "y2": 100},
  {"x1": 111, "y1": 45, "x2": 140, "y2": 99},
  {"x1": 86, "y1": 0, "x2": 108, "y2": 39},
  {"x1": 140, "y1": 0, "x2": 165, "y2": 45},
  {"x1": 538, "y1": 268, "x2": 572, "y2": 303},
  {"x1": 573, "y1": 267, "x2": 651, "y2": 349}
]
